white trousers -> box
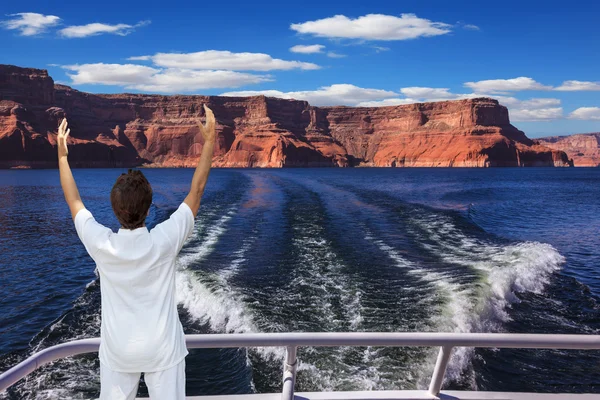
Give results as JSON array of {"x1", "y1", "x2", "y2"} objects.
[{"x1": 99, "y1": 360, "x2": 185, "y2": 400}]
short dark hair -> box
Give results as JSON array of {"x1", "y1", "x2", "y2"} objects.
[{"x1": 110, "y1": 169, "x2": 153, "y2": 229}]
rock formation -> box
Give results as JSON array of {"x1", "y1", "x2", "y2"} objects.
[
  {"x1": 537, "y1": 133, "x2": 600, "y2": 167},
  {"x1": 0, "y1": 64, "x2": 571, "y2": 168}
]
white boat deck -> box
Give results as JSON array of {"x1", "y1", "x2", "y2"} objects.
[{"x1": 2, "y1": 332, "x2": 600, "y2": 399}]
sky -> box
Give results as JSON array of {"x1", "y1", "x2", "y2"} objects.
[{"x1": 1, "y1": 0, "x2": 599, "y2": 137}]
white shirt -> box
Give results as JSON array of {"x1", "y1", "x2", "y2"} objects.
[{"x1": 74, "y1": 203, "x2": 194, "y2": 372}]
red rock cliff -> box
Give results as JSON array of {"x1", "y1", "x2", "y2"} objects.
[
  {"x1": 0, "y1": 64, "x2": 571, "y2": 168},
  {"x1": 537, "y1": 133, "x2": 600, "y2": 167}
]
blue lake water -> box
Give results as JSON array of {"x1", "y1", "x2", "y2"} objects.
[{"x1": 0, "y1": 168, "x2": 599, "y2": 398}]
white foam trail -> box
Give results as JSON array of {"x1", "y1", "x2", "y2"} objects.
[
  {"x1": 285, "y1": 223, "x2": 375, "y2": 391},
  {"x1": 175, "y1": 207, "x2": 282, "y2": 360},
  {"x1": 176, "y1": 268, "x2": 258, "y2": 334},
  {"x1": 290, "y1": 234, "x2": 366, "y2": 332},
  {"x1": 368, "y1": 235, "x2": 473, "y2": 387},
  {"x1": 411, "y1": 215, "x2": 564, "y2": 323},
  {"x1": 218, "y1": 241, "x2": 251, "y2": 282},
  {"x1": 5, "y1": 284, "x2": 103, "y2": 399},
  {"x1": 175, "y1": 205, "x2": 253, "y2": 333},
  {"x1": 405, "y1": 213, "x2": 565, "y2": 385},
  {"x1": 175, "y1": 206, "x2": 250, "y2": 332},
  {"x1": 177, "y1": 208, "x2": 236, "y2": 269},
  {"x1": 279, "y1": 179, "x2": 458, "y2": 390}
]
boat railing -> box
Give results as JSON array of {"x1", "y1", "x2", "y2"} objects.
[{"x1": 1, "y1": 332, "x2": 600, "y2": 399}]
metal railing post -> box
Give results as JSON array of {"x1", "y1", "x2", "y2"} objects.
[
  {"x1": 281, "y1": 346, "x2": 297, "y2": 400},
  {"x1": 428, "y1": 345, "x2": 453, "y2": 397}
]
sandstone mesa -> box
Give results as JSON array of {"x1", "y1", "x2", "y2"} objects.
[
  {"x1": 0, "y1": 64, "x2": 572, "y2": 168},
  {"x1": 537, "y1": 133, "x2": 600, "y2": 167}
]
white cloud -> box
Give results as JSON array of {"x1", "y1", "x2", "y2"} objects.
[
  {"x1": 467, "y1": 95, "x2": 562, "y2": 121},
  {"x1": 463, "y1": 24, "x2": 480, "y2": 30},
  {"x1": 62, "y1": 63, "x2": 271, "y2": 93},
  {"x1": 400, "y1": 87, "x2": 455, "y2": 99},
  {"x1": 357, "y1": 98, "x2": 418, "y2": 107},
  {"x1": 63, "y1": 48, "x2": 321, "y2": 93},
  {"x1": 221, "y1": 90, "x2": 292, "y2": 98},
  {"x1": 509, "y1": 107, "x2": 563, "y2": 122},
  {"x1": 327, "y1": 51, "x2": 346, "y2": 58},
  {"x1": 289, "y1": 44, "x2": 325, "y2": 54},
  {"x1": 1, "y1": 12, "x2": 60, "y2": 36},
  {"x1": 373, "y1": 46, "x2": 390, "y2": 53},
  {"x1": 486, "y1": 96, "x2": 555, "y2": 108},
  {"x1": 345, "y1": 85, "x2": 565, "y2": 121},
  {"x1": 290, "y1": 13, "x2": 452, "y2": 41},
  {"x1": 555, "y1": 80, "x2": 600, "y2": 91},
  {"x1": 568, "y1": 107, "x2": 600, "y2": 120},
  {"x1": 59, "y1": 59, "x2": 571, "y2": 122},
  {"x1": 64, "y1": 63, "x2": 158, "y2": 86},
  {"x1": 132, "y1": 69, "x2": 270, "y2": 92},
  {"x1": 127, "y1": 55, "x2": 152, "y2": 61},
  {"x1": 221, "y1": 84, "x2": 474, "y2": 108},
  {"x1": 222, "y1": 84, "x2": 397, "y2": 106},
  {"x1": 360, "y1": 87, "x2": 481, "y2": 104},
  {"x1": 464, "y1": 77, "x2": 552, "y2": 93},
  {"x1": 219, "y1": 81, "x2": 566, "y2": 122},
  {"x1": 58, "y1": 20, "x2": 149, "y2": 38},
  {"x1": 517, "y1": 98, "x2": 561, "y2": 108},
  {"x1": 356, "y1": 89, "x2": 479, "y2": 107},
  {"x1": 144, "y1": 50, "x2": 319, "y2": 71}
]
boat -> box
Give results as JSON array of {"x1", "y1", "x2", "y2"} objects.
[{"x1": 2, "y1": 331, "x2": 600, "y2": 399}]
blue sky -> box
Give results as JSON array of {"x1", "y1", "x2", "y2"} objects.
[{"x1": 1, "y1": 0, "x2": 599, "y2": 137}]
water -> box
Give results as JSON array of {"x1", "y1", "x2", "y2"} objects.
[{"x1": 0, "y1": 168, "x2": 599, "y2": 398}]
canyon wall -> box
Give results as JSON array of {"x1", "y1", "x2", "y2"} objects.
[
  {"x1": 0, "y1": 64, "x2": 572, "y2": 168},
  {"x1": 537, "y1": 133, "x2": 600, "y2": 167}
]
